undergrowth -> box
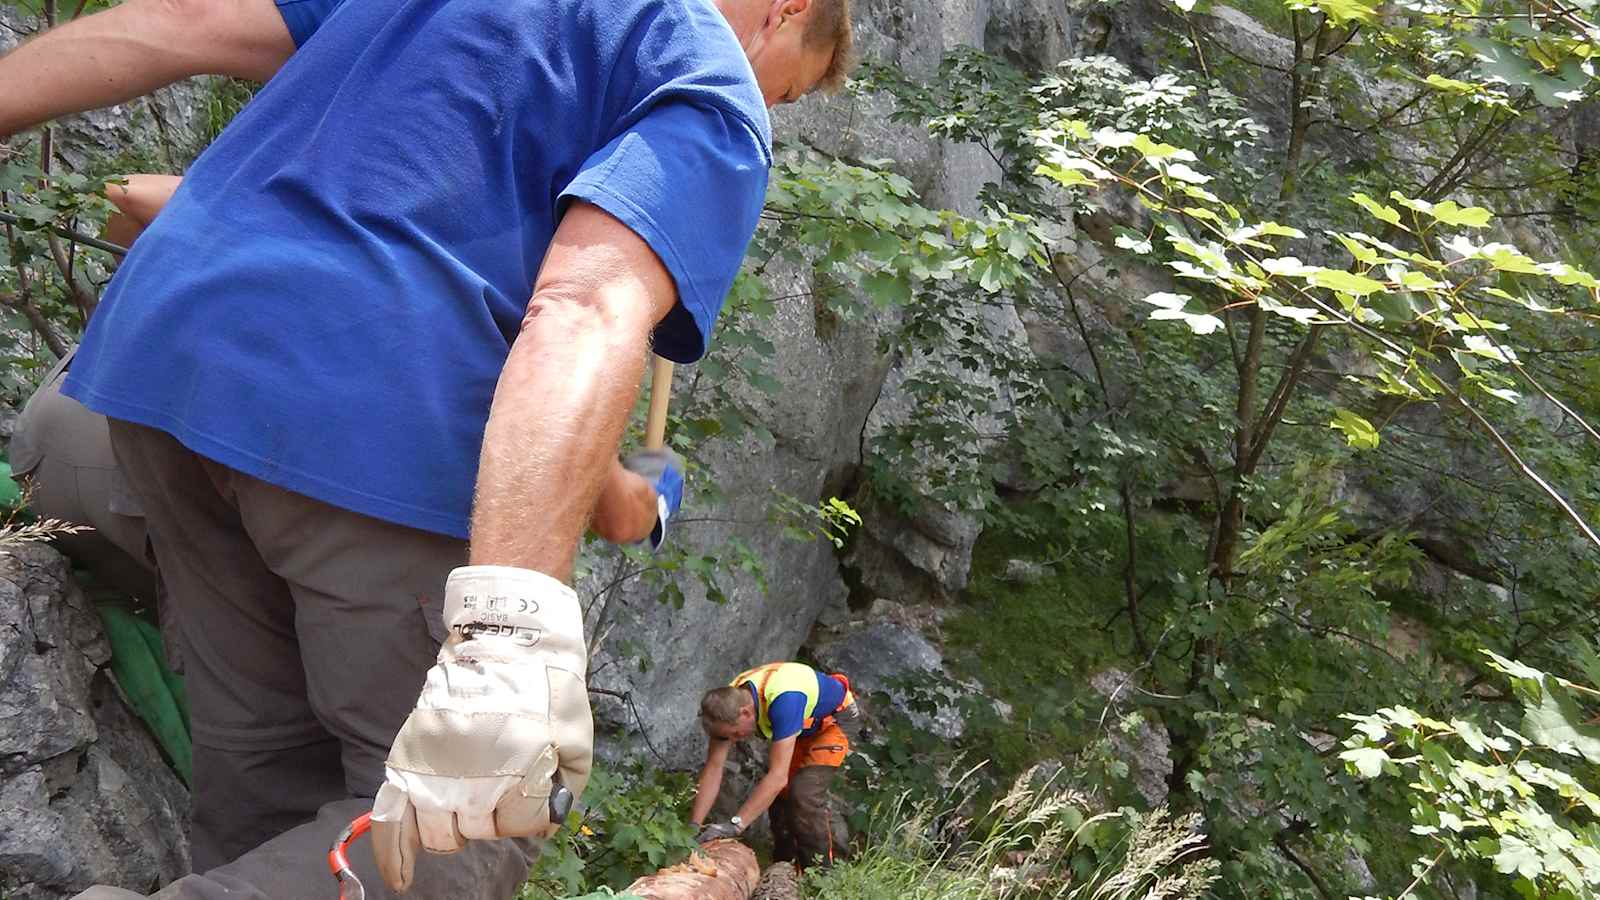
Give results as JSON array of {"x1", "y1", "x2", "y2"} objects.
[{"x1": 810, "y1": 766, "x2": 1218, "y2": 899}]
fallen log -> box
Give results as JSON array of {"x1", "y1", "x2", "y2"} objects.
[
  {"x1": 750, "y1": 862, "x2": 802, "y2": 900},
  {"x1": 621, "y1": 839, "x2": 760, "y2": 900}
]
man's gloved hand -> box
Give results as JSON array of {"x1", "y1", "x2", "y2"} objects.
[
  {"x1": 622, "y1": 448, "x2": 684, "y2": 552},
  {"x1": 696, "y1": 821, "x2": 742, "y2": 844},
  {"x1": 371, "y1": 566, "x2": 593, "y2": 892}
]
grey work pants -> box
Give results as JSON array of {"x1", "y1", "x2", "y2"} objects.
[
  {"x1": 76, "y1": 421, "x2": 536, "y2": 900},
  {"x1": 9, "y1": 349, "x2": 157, "y2": 601}
]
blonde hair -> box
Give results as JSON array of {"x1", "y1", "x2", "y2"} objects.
[
  {"x1": 700, "y1": 685, "x2": 753, "y2": 729},
  {"x1": 804, "y1": 0, "x2": 856, "y2": 95}
]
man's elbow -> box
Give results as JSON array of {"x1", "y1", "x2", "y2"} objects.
[{"x1": 519, "y1": 286, "x2": 655, "y2": 362}]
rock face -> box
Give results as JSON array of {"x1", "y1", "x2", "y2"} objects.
[
  {"x1": 0, "y1": 544, "x2": 189, "y2": 900},
  {"x1": 1088, "y1": 669, "x2": 1172, "y2": 807},
  {"x1": 582, "y1": 270, "x2": 884, "y2": 768},
  {"x1": 810, "y1": 613, "x2": 989, "y2": 740}
]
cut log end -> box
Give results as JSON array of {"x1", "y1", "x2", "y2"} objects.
[{"x1": 751, "y1": 862, "x2": 802, "y2": 900}]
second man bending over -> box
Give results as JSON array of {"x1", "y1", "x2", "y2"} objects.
[{"x1": 691, "y1": 661, "x2": 862, "y2": 868}]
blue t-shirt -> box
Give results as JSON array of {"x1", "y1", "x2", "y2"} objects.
[
  {"x1": 65, "y1": 0, "x2": 771, "y2": 538},
  {"x1": 273, "y1": 0, "x2": 344, "y2": 47},
  {"x1": 760, "y1": 672, "x2": 847, "y2": 741}
]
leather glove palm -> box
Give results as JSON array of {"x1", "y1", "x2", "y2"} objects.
[
  {"x1": 696, "y1": 821, "x2": 742, "y2": 844},
  {"x1": 371, "y1": 566, "x2": 592, "y2": 892}
]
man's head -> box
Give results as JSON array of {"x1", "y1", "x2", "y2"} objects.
[
  {"x1": 739, "y1": 0, "x2": 854, "y2": 107},
  {"x1": 700, "y1": 685, "x2": 758, "y2": 740}
]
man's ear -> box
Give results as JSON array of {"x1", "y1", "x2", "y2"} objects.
[{"x1": 770, "y1": 0, "x2": 810, "y2": 25}]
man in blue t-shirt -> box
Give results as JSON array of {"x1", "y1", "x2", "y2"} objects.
[{"x1": 0, "y1": 0, "x2": 854, "y2": 895}]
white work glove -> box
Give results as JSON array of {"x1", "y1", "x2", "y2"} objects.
[{"x1": 371, "y1": 565, "x2": 592, "y2": 892}]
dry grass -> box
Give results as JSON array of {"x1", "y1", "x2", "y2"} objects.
[{"x1": 806, "y1": 766, "x2": 1218, "y2": 900}]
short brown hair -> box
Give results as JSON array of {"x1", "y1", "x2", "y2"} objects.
[
  {"x1": 700, "y1": 685, "x2": 753, "y2": 729},
  {"x1": 803, "y1": 0, "x2": 855, "y2": 95}
]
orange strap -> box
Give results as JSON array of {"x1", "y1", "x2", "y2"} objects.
[{"x1": 832, "y1": 672, "x2": 854, "y2": 707}]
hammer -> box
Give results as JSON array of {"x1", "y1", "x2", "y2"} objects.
[{"x1": 644, "y1": 355, "x2": 674, "y2": 451}]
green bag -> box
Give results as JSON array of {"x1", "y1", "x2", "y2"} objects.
[
  {"x1": 97, "y1": 603, "x2": 192, "y2": 786},
  {"x1": 0, "y1": 460, "x2": 23, "y2": 511}
]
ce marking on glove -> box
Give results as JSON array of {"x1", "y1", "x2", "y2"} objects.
[{"x1": 461, "y1": 593, "x2": 538, "y2": 615}]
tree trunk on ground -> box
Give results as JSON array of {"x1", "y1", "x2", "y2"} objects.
[
  {"x1": 751, "y1": 862, "x2": 802, "y2": 900},
  {"x1": 622, "y1": 840, "x2": 760, "y2": 900}
]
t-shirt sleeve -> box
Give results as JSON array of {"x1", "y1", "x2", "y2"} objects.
[
  {"x1": 765, "y1": 692, "x2": 807, "y2": 742},
  {"x1": 559, "y1": 100, "x2": 770, "y2": 364},
  {"x1": 275, "y1": 0, "x2": 347, "y2": 48}
]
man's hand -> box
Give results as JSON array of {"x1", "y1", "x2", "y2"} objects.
[
  {"x1": 370, "y1": 566, "x2": 593, "y2": 892},
  {"x1": 621, "y1": 448, "x2": 684, "y2": 551},
  {"x1": 104, "y1": 174, "x2": 183, "y2": 247},
  {"x1": 696, "y1": 821, "x2": 743, "y2": 844}
]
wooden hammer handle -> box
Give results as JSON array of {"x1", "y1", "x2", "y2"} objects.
[{"x1": 644, "y1": 355, "x2": 674, "y2": 450}]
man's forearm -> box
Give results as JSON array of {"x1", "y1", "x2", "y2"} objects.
[
  {"x1": 690, "y1": 766, "x2": 723, "y2": 825},
  {"x1": 736, "y1": 772, "x2": 788, "y2": 825},
  {"x1": 469, "y1": 202, "x2": 676, "y2": 577},
  {"x1": 0, "y1": 0, "x2": 295, "y2": 139},
  {"x1": 472, "y1": 295, "x2": 647, "y2": 576}
]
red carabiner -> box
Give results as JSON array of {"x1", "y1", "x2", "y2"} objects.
[{"x1": 327, "y1": 812, "x2": 372, "y2": 900}]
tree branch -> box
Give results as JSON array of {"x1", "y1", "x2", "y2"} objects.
[
  {"x1": 0, "y1": 289, "x2": 68, "y2": 358},
  {"x1": 1241, "y1": 325, "x2": 1323, "y2": 476},
  {"x1": 1273, "y1": 831, "x2": 1334, "y2": 900}
]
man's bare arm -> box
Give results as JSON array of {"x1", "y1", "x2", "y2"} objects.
[
  {"x1": 736, "y1": 737, "x2": 797, "y2": 825},
  {"x1": 690, "y1": 738, "x2": 733, "y2": 826},
  {"x1": 0, "y1": 0, "x2": 296, "y2": 139},
  {"x1": 470, "y1": 201, "x2": 677, "y2": 576}
]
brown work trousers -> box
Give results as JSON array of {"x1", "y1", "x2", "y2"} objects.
[
  {"x1": 74, "y1": 421, "x2": 536, "y2": 900},
  {"x1": 770, "y1": 702, "x2": 863, "y2": 869}
]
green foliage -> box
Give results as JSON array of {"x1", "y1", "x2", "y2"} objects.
[
  {"x1": 196, "y1": 79, "x2": 257, "y2": 149},
  {"x1": 810, "y1": 769, "x2": 1217, "y2": 899},
  {"x1": 1341, "y1": 651, "x2": 1600, "y2": 897},
  {"x1": 518, "y1": 765, "x2": 699, "y2": 899},
  {"x1": 0, "y1": 146, "x2": 120, "y2": 398},
  {"x1": 939, "y1": 525, "x2": 1186, "y2": 782},
  {"x1": 777, "y1": 0, "x2": 1598, "y2": 891}
]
